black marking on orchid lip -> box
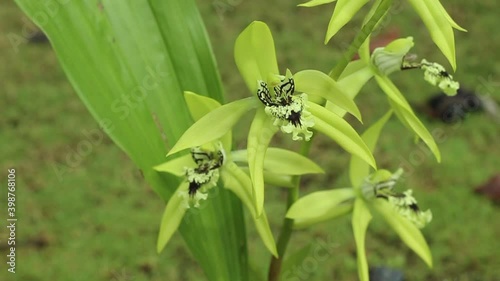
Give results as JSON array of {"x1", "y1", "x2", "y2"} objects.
[
  {"x1": 187, "y1": 167, "x2": 211, "y2": 198},
  {"x1": 187, "y1": 146, "x2": 225, "y2": 197},
  {"x1": 288, "y1": 110, "x2": 302, "y2": 127},
  {"x1": 409, "y1": 203, "x2": 420, "y2": 212},
  {"x1": 440, "y1": 70, "x2": 450, "y2": 77},
  {"x1": 189, "y1": 181, "x2": 202, "y2": 197}
]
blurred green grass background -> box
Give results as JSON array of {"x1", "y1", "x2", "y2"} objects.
[{"x1": 1, "y1": 0, "x2": 499, "y2": 280}]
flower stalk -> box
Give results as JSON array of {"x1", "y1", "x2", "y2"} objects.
[
  {"x1": 268, "y1": 138, "x2": 314, "y2": 281},
  {"x1": 329, "y1": 0, "x2": 394, "y2": 80}
]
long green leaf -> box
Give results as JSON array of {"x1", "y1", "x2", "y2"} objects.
[{"x1": 14, "y1": 0, "x2": 249, "y2": 280}]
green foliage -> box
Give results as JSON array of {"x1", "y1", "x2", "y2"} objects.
[
  {"x1": 10, "y1": 0, "x2": 491, "y2": 280},
  {"x1": 12, "y1": 0, "x2": 248, "y2": 280},
  {"x1": 5, "y1": 0, "x2": 500, "y2": 280}
]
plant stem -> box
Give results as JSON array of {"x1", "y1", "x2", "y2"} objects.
[
  {"x1": 329, "y1": 0, "x2": 394, "y2": 80},
  {"x1": 267, "y1": 139, "x2": 314, "y2": 281}
]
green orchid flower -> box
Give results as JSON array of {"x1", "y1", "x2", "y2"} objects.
[
  {"x1": 369, "y1": 37, "x2": 461, "y2": 162},
  {"x1": 166, "y1": 21, "x2": 376, "y2": 216},
  {"x1": 299, "y1": 0, "x2": 370, "y2": 44},
  {"x1": 325, "y1": 58, "x2": 441, "y2": 162},
  {"x1": 331, "y1": 37, "x2": 460, "y2": 163},
  {"x1": 407, "y1": 0, "x2": 467, "y2": 70},
  {"x1": 352, "y1": 168, "x2": 433, "y2": 281},
  {"x1": 359, "y1": 169, "x2": 432, "y2": 229},
  {"x1": 372, "y1": 37, "x2": 460, "y2": 95},
  {"x1": 286, "y1": 111, "x2": 433, "y2": 281},
  {"x1": 154, "y1": 92, "x2": 278, "y2": 257},
  {"x1": 155, "y1": 92, "x2": 326, "y2": 257}
]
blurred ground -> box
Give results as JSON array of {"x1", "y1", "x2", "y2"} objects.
[{"x1": 1, "y1": 0, "x2": 500, "y2": 280}]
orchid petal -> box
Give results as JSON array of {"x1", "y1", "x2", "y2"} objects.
[
  {"x1": 372, "y1": 37, "x2": 415, "y2": 76},
  {"x1": 295, "y1": 70, "x2": 362, "y2": 121},
  {"x1": 221, "y1": 163, "x2": 278, "y2": 257},
  {"x1": 231, "y1": 147, "x2": 324, "y2": 175},
  {"x1": 157, "y1": 182, "x2": 188, "y2": 253},
  {"x1": 287, "y1": 188, "x2": 355, "y2": 228},
  {"x1": 184, "y1": 91, "x2": 222, "y2": 121},
  {"x1": 309, "y1": 102, "x2": 377, "y2": 169},
  {"x1": 372, "y1": 199, "x2": 433, "y2": 268},
  {"x1": 325, "y1": 0, "x2": 370, "y2": 44},
  {"x1": 238, "y1": 167, "x2": 295, "y2": 188},
  {"x1": 247, "y1": 109, "x2": 278, "y2": 216},
  {"x1": 375, "y1": 76, "x2": 441, "y2": 162},
  {"x1": 294, "y1": 205, "x2": 352, "y2": 229},
  {"x1": 352, "y1": 198, "x2": 372, "y2": 281},
  {"x1": 407, "y1": 0, "x2": 457, "y2": 70},
  {"x1": 184, "y1": 91, "x2": 232, "y2": 152},
  {"x1": 154, "y1": 154, "x2": 193, "y2": 177},
  {"x1": 374, "y1": 75, "x2": 413, "y2": 112},
  {"x1": 327, "y1": 60, "x2": 374, "y2": 117},
  {"x1": 287, "y1": 188, "x2": 355, "y2": 220},
  {"x1": 234, "y1": 21, "x2": 279, "y2": 93},
  {"x1": 436, "y1": 0, "x2": 467, "y2": 32},
  {"x1": 167, "y1": 98, "x2": 256, "y2": 156}
]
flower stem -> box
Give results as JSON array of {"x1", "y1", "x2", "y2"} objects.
[
  {"x1": 329, "y1": 0, "x2": 394, "y2": 80},
  {"x1": 267, "y1": 138, "x2": 314, "y2": 281}
]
